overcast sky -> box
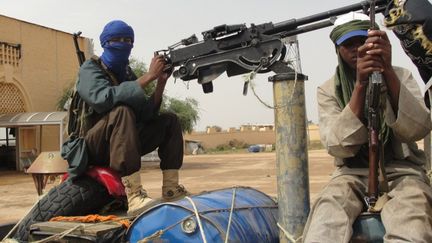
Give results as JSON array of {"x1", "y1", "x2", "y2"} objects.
[{"x1": 1, "y1": 0, "x2": 425, "y2": 131}]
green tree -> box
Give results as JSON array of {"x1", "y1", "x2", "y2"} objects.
[
  {"x1": 162, "y1": 97, "x2": 199, "y2": 133},
  {"x1": 129, "y1": 57, "x2": 155, "y2": 96},
  {"x1": 129, "y1": 57, "x2": 200, "y2": 133},
  {"x1": 56, "y1": 81, "x2": 74, "y2": 111}
]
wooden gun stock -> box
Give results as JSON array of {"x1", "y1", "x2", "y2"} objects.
[{"x1": 368, "y1": 129, "x2": 379, "y2": 205}]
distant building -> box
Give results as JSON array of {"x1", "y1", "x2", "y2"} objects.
[
  {"x1": 239, "y1": 125, "x2": 253, "y2": 132},
  {"x1": 186, "y1": 123, "x2": 320, "y2": 150},
  {"x1": 206, "y1": 125, "x2": 222, "y2": 134},
  {"x1": 227, "y1": 127, "x2": 237, "y2": 133}
]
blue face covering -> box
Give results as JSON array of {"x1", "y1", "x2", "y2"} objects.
[
  {"x1": 100, "y1": 42, "x2": 133, "y2": 82},
  {"x1": 99, "y1": 20, "x2": 134, "y2": 82}
]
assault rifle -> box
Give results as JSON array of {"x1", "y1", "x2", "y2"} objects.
[
  {"x1": 366, "y1": 0, "x2": 383, "y2": 210},
  {"x1": 156, "y1": 0, "x2": 388, "y2": 93},
  {"x1": 73, "y1": 31, "x2": 85, "y2": 66}
]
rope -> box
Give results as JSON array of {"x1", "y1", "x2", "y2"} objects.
[
  {"x1": 185, "y1": 196, "x2": 208, "y2": 243},
  {"x1": 49, "y1": 214, "x2": 131, "y2": 228},
  {"x1": 137, "y1": 215, "x2": 193, "y2": 243},
  {"x1": 276, "y1": 223, "x2": 302, "y2": 243},
  {"x1": 244, "y1": 62, "x2": 298, "y2": 110},
  {"x1": 32, "y1": 224, "x2": 84, "y2": 243},
  {"x1": 224, "y1": 187, "x2": 237, "y2": 243},
  {"x1": 41, "y1": 216, "x2": 134, "y2": 243},
  {"x1": 138, "y1": 230, "x2": 164, "y2": 243},
  {"x1": 33, "y1": 215, "x2": 135, "y2": 243}
]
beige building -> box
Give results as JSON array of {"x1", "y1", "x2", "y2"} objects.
[{"x1": 0, "y1": 15, "x2": 92, "y2": 170}]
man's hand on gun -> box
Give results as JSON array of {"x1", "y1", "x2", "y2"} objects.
[
  {"x1": 364, "y1": 30, "x2": 392, "y2": 71},
  {"x1": 356, "y1": 30, "x2": 390, "y2": 85},
  {"x1": 137, "y1": 54, "x2": 171, "y2": 90},
  {"x1": 148, "y1": 55, "x2": 168, "y2": 81}
]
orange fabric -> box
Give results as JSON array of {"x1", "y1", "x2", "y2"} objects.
[{"x1": 50, "y1": 214, "x2": 130, "y2": 228}]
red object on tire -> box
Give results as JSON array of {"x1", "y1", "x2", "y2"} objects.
[{"x1": 61, "y1": 166, "x2": 126, "y2": 197}]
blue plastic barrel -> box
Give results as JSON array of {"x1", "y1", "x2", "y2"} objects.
[{"x1": 127, "y1": 187, "x2": 279, "y2": 243}]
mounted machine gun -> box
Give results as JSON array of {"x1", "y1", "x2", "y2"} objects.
[{"x1": 156, "y1": 0, "x2": 388, "y2": 93}]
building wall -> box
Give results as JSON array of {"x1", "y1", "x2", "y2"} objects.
[
  {"x1": 41, "y1": 125, "x2": 61, "y2": 151},
  {"x1": 185, "y1": 124, "x2": 321, "y2": 149},
  {"x1": 0, "y1": 15, "x2": 92, "y2": 153},
  {"x1": 0, "y1": 14, "x2": 91, "y2": 114}
]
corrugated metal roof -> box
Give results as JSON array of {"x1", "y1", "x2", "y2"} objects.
[{"x1": 0, "y1": 112, "x2": 67, "y2": 127}]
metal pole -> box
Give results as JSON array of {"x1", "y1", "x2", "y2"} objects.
[
  {"x1": 6, "y1": 127, "x2": 9, "y2": 147},
  {"x1": 270, "y1": 72, "x2": 310, "y2": 242},
  {"x1": 426, "y1": 89, "x2": 432, "y2": 171},
  {"x1": 424, "y1": 134, "x2": 431, "y2": 170}
]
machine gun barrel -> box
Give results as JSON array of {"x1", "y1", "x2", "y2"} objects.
[{"x1": 269, "y1": 0, "x2": 387, "y2": 38}]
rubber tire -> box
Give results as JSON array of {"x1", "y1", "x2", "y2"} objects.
[{"x1": 13, "y1": 176, "x2": 113, "y2": 242}]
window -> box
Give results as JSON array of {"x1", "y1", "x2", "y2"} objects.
[
  {"x1": 0, "y1": 83, "x2": 26, "y2": 113},
  {"x1": 0, "y1": 42, "x2": 21, "y2": 67},
  {"x1": 0, "y1": 127, "x2": 16, "y2": 146}
]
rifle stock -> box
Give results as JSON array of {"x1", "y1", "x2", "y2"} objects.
[{"x1": 368, "y1": 124, "x2": 379, "y2": 205}]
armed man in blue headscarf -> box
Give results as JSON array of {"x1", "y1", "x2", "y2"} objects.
[
  {"x1": 302, "y1": 12, "x2": 432, "y2": 242},
  {"x1": 62, "y1": 20, "x2": 188, "y2": 216}
]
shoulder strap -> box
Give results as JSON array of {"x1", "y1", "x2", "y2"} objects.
[{"x1": 90, "y1": 55, "x2": 120, "y2": 86}]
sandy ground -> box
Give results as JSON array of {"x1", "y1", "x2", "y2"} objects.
[{"x1": 0, "y1": 149, "x2": 334, "y2": 225}]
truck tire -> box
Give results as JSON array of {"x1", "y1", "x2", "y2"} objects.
[{"x1": 13, "y1": 176, "x2": 114, "y2": 242}]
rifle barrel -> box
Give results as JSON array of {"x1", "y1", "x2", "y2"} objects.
[{"x1": 73, "y1": 32, "x2": 85, "y2": 66}]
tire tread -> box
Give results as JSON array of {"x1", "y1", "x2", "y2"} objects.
[{"x1": 14, "y1": 176, "x2": 113, "y2": 242}]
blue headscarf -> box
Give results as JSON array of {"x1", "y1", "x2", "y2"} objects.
[{"x1": 99, "y1": 20, "x2": 134, "y2": 82}]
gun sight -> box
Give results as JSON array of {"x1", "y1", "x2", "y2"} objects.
[{"x1": 202, "y1": 24, "x2": 247, "y2": 40}]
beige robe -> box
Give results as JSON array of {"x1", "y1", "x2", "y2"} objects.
[{"x1": 303, "y1": 66, "x2": 432, "y2": 243}]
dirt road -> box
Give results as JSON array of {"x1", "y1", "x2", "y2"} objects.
[{"x1": 0, "y1": 149, "x2": 334, "y2": 224}]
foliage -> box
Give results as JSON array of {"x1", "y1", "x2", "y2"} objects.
[
  {"x1": 215, "y1": 144, "x2": 231, "y2": 151},
  {"x1": 56, "y1": 82, "x2": 75, "y2": 111},
  {"x1": 162, "y1": 97, "x2": 200, "y2": 133},
  {"x1": 129, "y1": 57, "x2": 156, "y2": 96},
  {"x1": 207, "y1": 146, "x2": 247, "y2": 154},
  {"x1": 228, "y1": 139, "x2": 249, "y2": 149},
  {"x1": 209, "y1": 139, "x2": 250, "y2": 153},
  {"x1": 130, "y1": 56, "x2": 200, "y2": 133}
]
